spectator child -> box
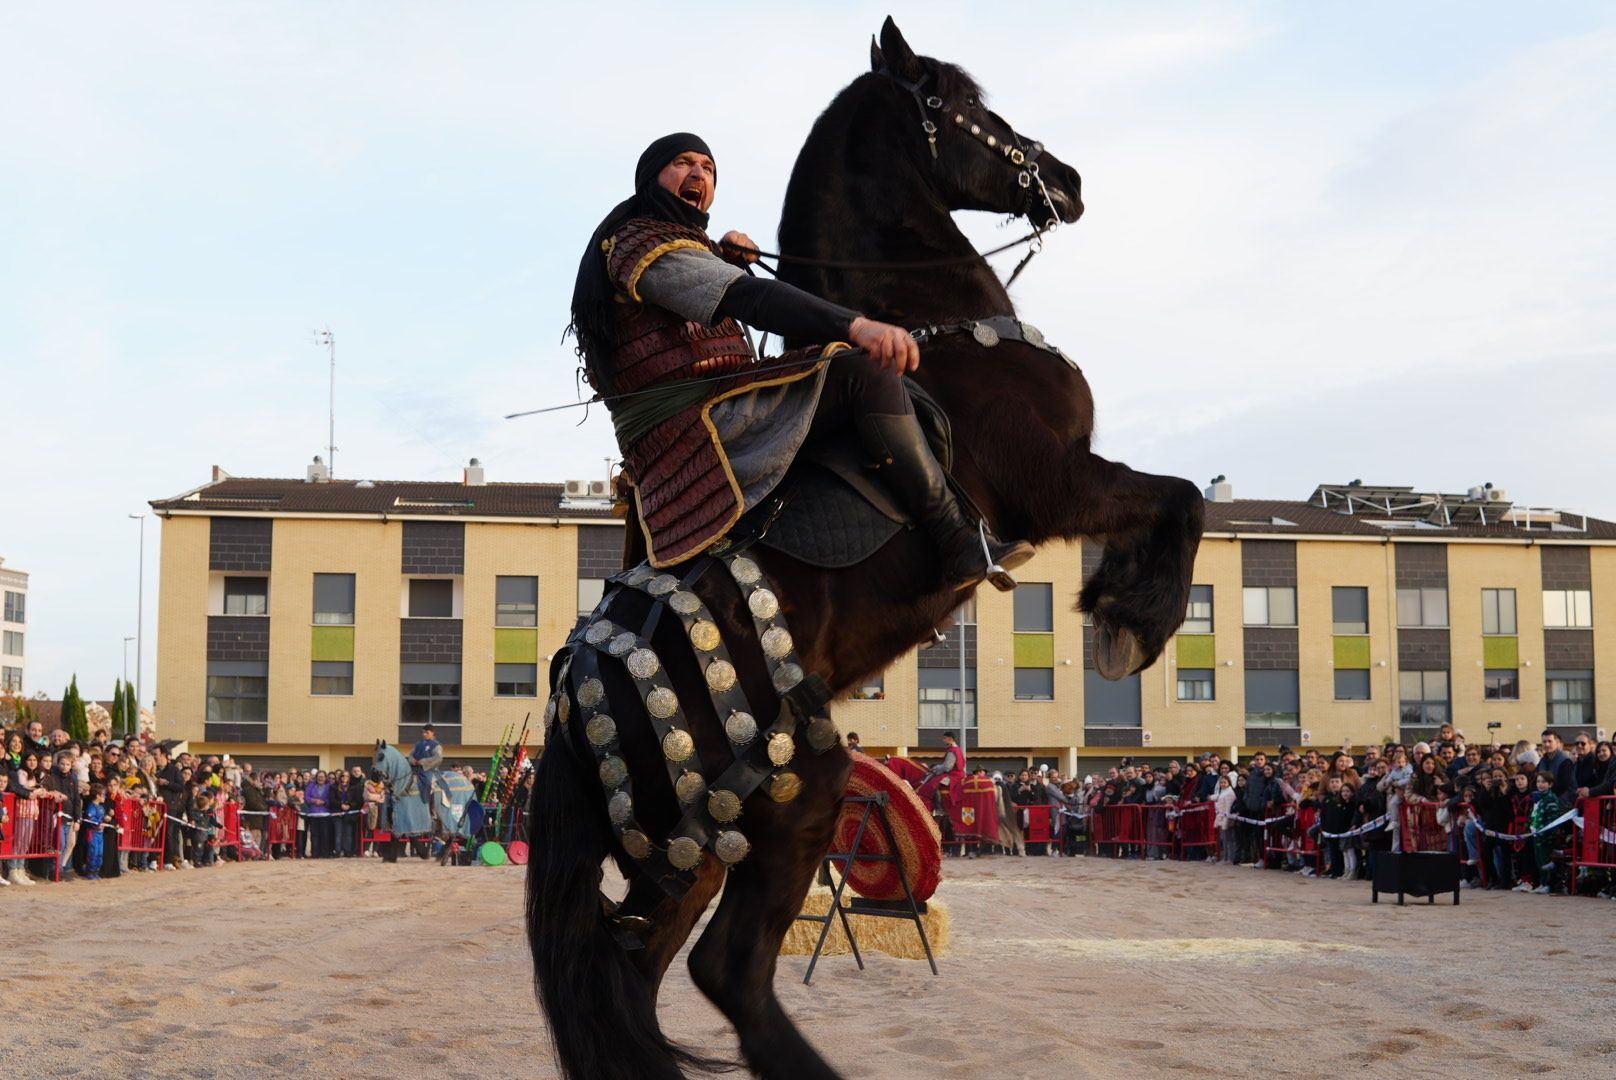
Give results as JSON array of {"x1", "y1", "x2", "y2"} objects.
[
  {"x1": 1519, "y1": 771, "x2": 1568, "y2": 895},
  {"x1": 84, "y1": 784, "x2": 109, "y2": 880}
]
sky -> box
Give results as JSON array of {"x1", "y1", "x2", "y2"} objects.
[{"x1": 3, "y1": 2, "x2": 1614, "y2": 706}]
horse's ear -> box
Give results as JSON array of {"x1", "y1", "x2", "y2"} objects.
[
  {"x1": 879, "y1": 17, "x2": 922, "y2": 81},
  {"x1": 869, "y1": 35, "x2": 884, "y2": 73}
]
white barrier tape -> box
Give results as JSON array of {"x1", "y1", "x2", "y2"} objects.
[
  {"x1": 1165, "y1": 804, "x2": 1212, "y2": 821},
  {"x1": 1227, "y1": 811, "x2": 1296, "y2": 827},
  {"x1": 1468, "y1": 808, "x2": 1581, "y2": 843},
  {"x1": 235, "y1": 808, "x2": 363, "y2": 819},
  {"x1": 1316, "y1": 814, "x2": 1390, "y2": 841}
]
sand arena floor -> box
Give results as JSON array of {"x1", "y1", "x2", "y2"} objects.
[{"x1": 7, "y1": 853, "x2": 1615, "y2": 1078}]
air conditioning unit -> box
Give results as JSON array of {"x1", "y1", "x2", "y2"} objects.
[
  {"x1": 564, "y1": 479, "x2": 588, "y2": 498},
  {"x1": 587, "y1": 479, "x2": 609, "y2": 498},
  {"x1": 1140, "y1": 730, "x2": 1152, "y2": 746},
  {"x1": 1488, "y1": 488, "x2": 1509, "y2": 502},
  {"x1": 1300, "y1": 729, "x2": 1312, "y2": 746}
]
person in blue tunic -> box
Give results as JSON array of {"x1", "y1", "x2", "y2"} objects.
[{"x1": 410, "y1": 723, "x2": 444, "y2": 806}]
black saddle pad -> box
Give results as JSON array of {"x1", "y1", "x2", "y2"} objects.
[{"x1": 756, "y1": 464, "x2": 905, "y2": 569}]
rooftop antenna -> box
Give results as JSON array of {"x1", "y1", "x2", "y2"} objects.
[{"x1": 313, "y1": 327, "x2": 337, "y2": 477}]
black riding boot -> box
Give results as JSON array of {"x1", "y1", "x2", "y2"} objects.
[{"x1": 858, "y1": 412, "x2": 1034, "y2": 591}]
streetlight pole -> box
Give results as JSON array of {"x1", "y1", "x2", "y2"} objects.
[
  {"x1": 122, "y1": 635, "x2": 135, "y2": 737},
  {"x1": 122, "y1": 636, "x2": 134, "y2": 686},
  {"x1": 130, "y1": 513, "x2": 146, "y2": 736},
  {"x1": 314, "y1": 328, "x2": 336, "y2": 478}
]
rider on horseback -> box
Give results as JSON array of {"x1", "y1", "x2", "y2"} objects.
[
  {"x1": 410, "y1": 721, "x2": 442, "y2": 806},
  {"x1": 570, "y1": 133, "x2": 1033, "y2": 591}
]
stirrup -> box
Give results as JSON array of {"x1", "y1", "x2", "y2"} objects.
[{"x1": 979, "y1": 520, "x2": 1023, "y2": 593}]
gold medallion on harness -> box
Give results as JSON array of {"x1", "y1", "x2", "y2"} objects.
[
  {"x1": 608, "y1": 632, "x2": 637, "y2": 658},
  {"x1": 971, "y1": 322, "x2": 1000, "y2": 347},
  {"x1": 670, "y1": 590, "x2": 703, "y2": 615},
  {"x1": 648, "y1": 574, "x2": 680, "y2": 596},
  {"x1": 627, "y1": 648, "x2": 661, "y2": 680},
  {"x1": 767, "y1": 731, "x2": 796, "y2": 766},
  {"x1": 704, "y1": 659, "x2": 737, "y2": 693},
  {"x1": 598, "y1": 756, "x2": 627, "y2": 789},
  {"x1": 662, "y1": 729, "x2": 695, "y2": 763},
  {"x1": 543, "y1": 696, "x2": 557, "y2": 725},
  {"x1": 1022, "y1": 322, "x2": 1045, "y2": 347},
  {"x1": 620, "y1": 829, "x2": 652, "y2": 860},
  {"x1": 585, "y1": 621, "x2": 614, "y2": 646},
  {"x1": 714, "y1": 830, "x2": 751, "y2": 865},
  {"x1": 646, "y1": 687, "x2": 679, "y2": 719},
  {"x1": 748, "y1": 588, "x2": 779, "y2": 621},
  {"x1": 577, "y1": 677, "x2": 605, "y2": 708},
  {"x1": 729, "y1": 556, "x2": 762, "y2": 585},
  {"x1": 624, "y1": 565, "x2": 654, "y2": 588},
  {"x1": 557, "y1": 693, "x2": 572, "y2": 722},
  {"x1": 760, "y1": 625, "x2": 793, "y2": 660},
  {"x1": 675, "y1": 770, "x2": 707, "y2": 806},
  {"x1": 771, "y1": 662, "x2": 804, "y2": 694},
  {"x1": 806, "y1": 716, "x2": 839, "y2": 752},
  {"x1": 768, "y1": 771, "x2": 803, "y2": 803},
  {"x1": 689, "y1": 620, "x2": 721, "y2": 652},
  {"x1": 667, "y1": 835, "x2": 704, "y2": 870},
  {"x1": 607, "y1": 791, "x2": 634, "y2": 826},
  {"x1": 585, "y1": 714, "x2": 617, "y2": 748},
  {"x1": 708, "y1": 789, "x2": 742, "y2": 823},
  {"x1": 725, "y1": 710, "x2": 758, "y2": 746}
]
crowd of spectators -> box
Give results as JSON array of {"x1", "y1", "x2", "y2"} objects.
[
  {"x1": 953, "y1": 724, "x2": 1616, "y2": 899},
  {"x1": 0, "y1": 720, "x2": 533, "y2": 886}
]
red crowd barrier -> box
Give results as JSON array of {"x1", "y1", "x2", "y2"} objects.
[
  {"x1": 1175, "y1": 803, "x2": 1218, "y2": 856},
  {"x1": 1575, "y1": 796, "x2": 1616, "y2": 873},
  {"x1": 1017, "y1": 803, "x2": 1058, "y2": 845},
  {"x1": 360, "y1": 814, "x2": 394, "y2": 854},
  {"x1": 266, "y1": 806, "x2": 299, "y2": 857},
  {"x1": 1088, "y1": 802, "x2": 1217, "y2": 859},
  {"x1": 5, "y1": 792, "x2": 64, "y2": 881},
  {"x1": 115, "y1": 796, "x2": 167, "y2": 861}
]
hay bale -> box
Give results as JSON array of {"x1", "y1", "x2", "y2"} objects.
[{"x1": 780, "y1": 885, "x2": 951, "y2": 960}]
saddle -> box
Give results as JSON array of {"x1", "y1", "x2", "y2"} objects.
[{"x1": 745, "y1": 317, "x2": 1071, "y2": 569}]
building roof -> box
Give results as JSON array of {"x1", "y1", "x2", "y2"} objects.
[
  {"x1": 151, "y1": 476, "x2": 620, "y2": 521},
  {"x1": 151, "y1": 472, "x2": 1616, "y2": 541}
]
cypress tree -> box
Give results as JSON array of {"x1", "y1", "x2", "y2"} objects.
[
  {"x1": 111, "y1": 678, "x2": 125, "y2": 736},
  {"x1": 63, "y1": 675, "x2": 89, "y2": 742},
  {"x1": 125, "y1": 680, "x2": 139, "y2": 737}
]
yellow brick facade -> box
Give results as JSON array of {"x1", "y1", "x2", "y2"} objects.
[{"x1": 153, "y1": 501, "x2": 1615, "y2": 771}]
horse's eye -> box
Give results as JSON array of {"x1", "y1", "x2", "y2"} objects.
[{"x1": 965, "y1": 95, "x2": 978, "y2": 108}]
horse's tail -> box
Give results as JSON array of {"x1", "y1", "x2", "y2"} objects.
[{"x1": 526, "y1": 730, "x2": 711, "y2": 1080}]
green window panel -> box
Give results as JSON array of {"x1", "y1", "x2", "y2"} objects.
[
  {"x1": 1332, "y1": 635, "x2": 1371, "y2": 670},
  {"x1": 311, "y1": 625, "x2": 355, "y2": 662},
  {"x1": 495, "y1": 627, "x2": 539, "y2": 664},
  {"x1": 1482, "y1": 635, "x2": 1519, "y2": 670},
  {"x1": 1013, "y1": 632, "x2": 1054, "y2": 668},
  {"x1": 1176, "y1": 634, "x2": 1216, "y2": 669}
]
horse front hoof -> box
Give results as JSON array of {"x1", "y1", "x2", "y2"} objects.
[{"x1": 1093, "y1": 622, "x2": 1146, "y2": 680}]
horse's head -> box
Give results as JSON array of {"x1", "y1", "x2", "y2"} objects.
[{"x1": 869, "y1": 18, "x2": 1082, "y2": 229}]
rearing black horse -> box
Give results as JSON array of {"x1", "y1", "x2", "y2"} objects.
[{"x1": 528, "y1": 19, "x2": 1202, "y2": 1080}]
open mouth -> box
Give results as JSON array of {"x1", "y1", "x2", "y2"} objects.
[{"x1": 679, "y1": 182, "x2": 705, "y2": 207}]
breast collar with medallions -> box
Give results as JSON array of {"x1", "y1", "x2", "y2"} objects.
[{"x1": 544, "y1": 547, "x2": 839, "y2": 950}]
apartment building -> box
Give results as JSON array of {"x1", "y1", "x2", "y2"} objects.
[
  {"x1": 151, "y1": 466, "x2": 1613, "y2": 771},
  {"x1": 0, "y1": 556, "x2": 26, "y2": 694}
]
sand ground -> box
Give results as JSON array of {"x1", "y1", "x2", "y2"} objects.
[{"x1": 6, "y1": 853, "x2": 1615, "y2": 1079}]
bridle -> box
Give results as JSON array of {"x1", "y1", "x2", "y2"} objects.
[{"x1": 877, "y1": 62, "x2": 1064, "y2": 238}]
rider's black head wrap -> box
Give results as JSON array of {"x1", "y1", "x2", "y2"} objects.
[{"x1": 569, "y1": 133, "x2": 716, "y2": 385}]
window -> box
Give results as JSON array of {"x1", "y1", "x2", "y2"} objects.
[
  {"x1": 223, "y1": 576, "x2": 269, "y2": 616},
  {"x1": 495, "y1": 662, "x2": 538, "y2": 697},
  {"x1": 1183, "y1": 585, "x2": 1213, "y2": 634},
  {"x1": 1332, "y1": 587, "x2": 1368, "y2": 635},
  {"x1": 1399, "y1": 670, "x2": 1449, "y2": 728},
  {"x1": 1245, "y1": 669, "x2": 1300, "y2": 727},
  {"x1": 1084, "y1": 670, "x2": 1142, "y2": 727},
  {"x1": 1242, "y1": 587, "x2": 1296, "y2": 626},
  {"x1": 918, "y1": 668, "x2": 975, "y2": 729},
  {"x1": 1, "y1": 667, "x2": 20, "y2": 692},
  {"x1": 1013, "y1": 583, "x2": 1055, "y2": 701},
  {"x1": 400, "y1": 663, "x2": 462, "y2": 738},
  {"x1": 496, "y1": 576, "x2": 538, "y2": 627},
  {"x1": 577, "y1": 578, "x2": 605, "y2": 618},
  {"x1": 1334, "y1": 669, "x2": 1371, "y2": 701},
  {"x1": 1, "y1": 630, "x2": 20, "y2": 656},
  {"x1": 311, "y1": 660, "x2": 354, "y2": 696},
  {"x1": 1014, "y1": 668, "x2": 1054, "y2": 700},
  {"x1": 1546, "y1": 670, "x2": 1594, "y2": 727},
  {"x1": 1543, "y1": 590, "x2": 1593, "y2": 629},
  {"x1": 1483, "y1": 669, "x2": 1520, "y2": 701},
  {"x1": 851, "y1": 674, "x2": 885, "y2": 701},
  {"x1": 312, "y1": 573, "x2": 355, "y2": 625},
  {"x1": 3, "y1": 590, "x2": 23, "y2": 623},
  {"x1": 1396, "y1": 588, "x2": 1449, "y2": 628},
  {"x1": 407, "y1": 578, "x2": 454, "y2": 618},
  {"x1": 1481, "y1": 588, "x2": 1516, "y2": 635},
  {"x1": 1177, "y1": 668, "x2": 1214, "y2": 701},
  {"x1": 1013, "y1": 584, "x2": 1053, "y2": 632},
  {"x1": 206, "y1": 661, "x2": 269, "y2": 740}
]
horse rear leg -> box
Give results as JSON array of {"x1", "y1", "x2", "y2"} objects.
[{"x1": 687, "y1": 793, "x2": 846, "y2": 1080}]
